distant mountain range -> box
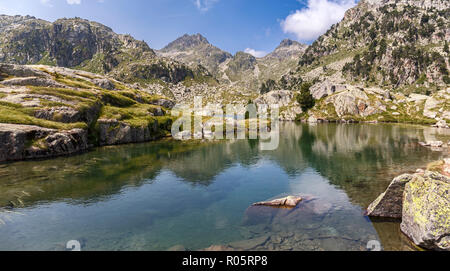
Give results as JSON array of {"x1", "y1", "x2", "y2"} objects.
[
  {"x1": 0, "y1": 15, "x2": 307, "y2": 92},
  {"x1": 0, "y1": 15, "x2": 213, "y2": 85},
  {"x1": 157, "y1": 34, "x2": 307, "y2": 91}
]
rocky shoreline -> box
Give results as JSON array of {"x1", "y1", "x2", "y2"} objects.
[{"x1": 0, "y1": 123, "x2": 88, "y2": 162}]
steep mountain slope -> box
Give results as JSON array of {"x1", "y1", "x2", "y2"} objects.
[
  {"x1": 158, "y1": 34, "x2": 232, "y2": 78},
  {"x1": 258, "y1": 39, "x2": 308, "y2": 93},
  {"x1": 261, "y1": 0, "x2": 450, "y2": 123},
  {"x1": 0, "y1": 15, "x2": 213, "y2": 85},
  {"x1": 158, "y1": 35, "x2": 307, "y2": 91},
  {"x1": 288, "y1": 0, "x2": 449, "y2": 96}
]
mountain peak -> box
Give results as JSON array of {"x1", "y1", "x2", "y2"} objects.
[
  {"x1": 263, "y1": 39, "x2": 307, "y2": 60},
  {"x1": 162, "y1": 33, "x2": 210, "y2": 52},
  {"x1": 276, "y1": 39, "x2": 307, "y2": 51},
  {"x1": 180, "y1": 33, "x2": 209, "y2": 44},
  {"x1": 278, "y1": 39, "x2": 300, "y2": 48}
]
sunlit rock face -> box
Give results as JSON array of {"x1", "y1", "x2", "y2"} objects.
[{"x1": 401, "y1": 171, "x2": 450, "y2": 251}]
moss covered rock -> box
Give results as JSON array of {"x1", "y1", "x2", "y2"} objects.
[{"x1": 401, "y1": 171, "x2": 450, "y2": 251}]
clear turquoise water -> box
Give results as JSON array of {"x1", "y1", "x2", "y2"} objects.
[{"x1": 0, "y1": 123, "x2": 448, "y2": 251}]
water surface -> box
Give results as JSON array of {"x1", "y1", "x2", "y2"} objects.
[{"x1": 0, "y1": 123, "x2": 448, "y2": 251}]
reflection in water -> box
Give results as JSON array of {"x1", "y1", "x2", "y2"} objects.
[{"x1": 0, "y1": 123, "x2": 447, "y2": 251}]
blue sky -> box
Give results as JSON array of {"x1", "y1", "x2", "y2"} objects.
[{"x1": 0, "y1": 0, "x2": 357, "y2": 56}]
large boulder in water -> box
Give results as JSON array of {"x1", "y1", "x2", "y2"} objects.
[
  {"x1": 366, "y1": 174, "x2": 414, "y2": 218},
  {"x1": 400, "y1": 171, "x2": 450, "y2": 251}
]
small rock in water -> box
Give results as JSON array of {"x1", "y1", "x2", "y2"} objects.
[{"x1": 253, "y1": 196, "x2": 303, "y2": 208}]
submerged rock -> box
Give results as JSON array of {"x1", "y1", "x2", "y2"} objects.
[
  {"x1": 253, "y1": 196, "x2": 303, "y2": 208},
  {"x1": 228, "y1": 235, "x2": 270, "y2": 250},
  {"x1": 401, "y1": 171, "x2": 450, "y2": 251},
  {"x1": 366, "y1": 174, "x2": 414, "y2": 218}
]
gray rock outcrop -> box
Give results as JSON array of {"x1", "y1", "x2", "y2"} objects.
[
  {"x1": 97, "y1": 119, "x2": 160, "y2": 146},
  {"x1": 34, "y1": 106, "x2": 82, "y2": 123},
  {"x1": 0, "y1": 123, "x2": 88, "y2": 162},
  {"x1": 92, "y1": 78, "x2": 115, "y2": 90},
  {"x1": 1, "y1": 77, "x2": 67, "y2": 88}
]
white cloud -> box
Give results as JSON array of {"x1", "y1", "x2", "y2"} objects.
[
  {"x1": 244, "y1": 48, "x2": 267, "y2": 58},
  {"x1": 194, "y1": 0, "x2": 218, "y2": 12},
  {"x1": 40, "y1": 0, "x2": 86, "y2": 6},
  {"x1": 281, "y1": 0, "x2": 357, "y2": 42},
  {"x1": 40, "y1": 0, "x2": 53, "y2": 7},
  {"x1": 67, "y1": 0, "x2": 81, "y2": 5}
]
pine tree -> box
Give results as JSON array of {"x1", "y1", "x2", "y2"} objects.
[{"x1": 296, "y1": 83, "x2": 315, "y2": 112}]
